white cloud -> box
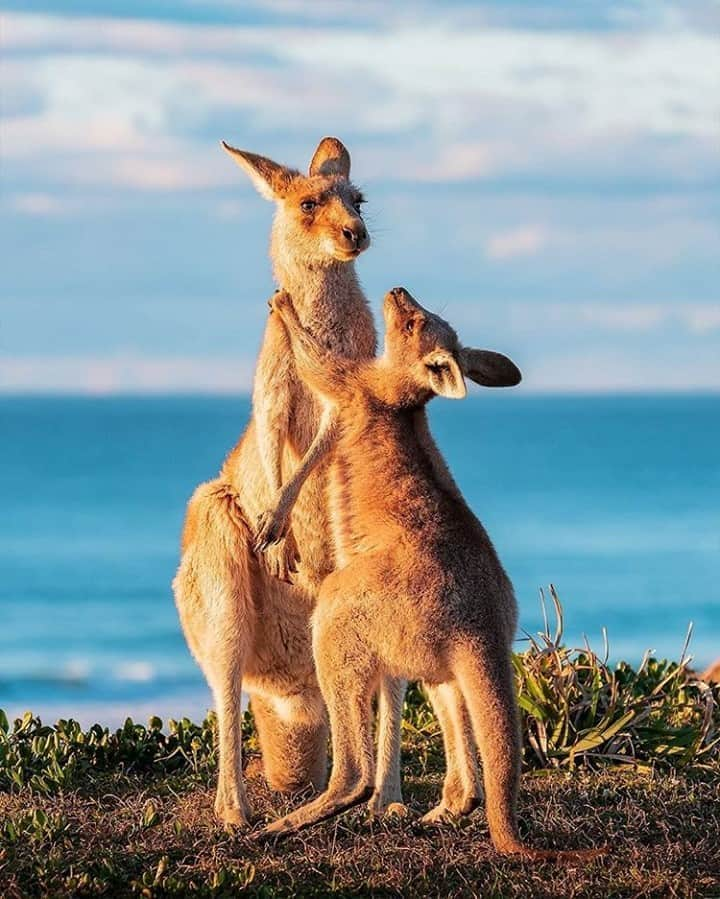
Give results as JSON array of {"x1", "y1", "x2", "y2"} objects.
[
  {"x1": 103, "y1": 157, "x2": 221, "y2": 190},
  {"x1": 506, "y1": 302, "x2": 720, "y2": 336},
  {"x1": 569, "y1": 304, "x2": 667, "y2": 332},
  {"x1": 3, "y1": 11, "x2": 719, "y2": 191},
  {"x1": 684, "y1": 306, "x2": 720, "y2": 334},
  {"x1": 2, "y1": 342, "x2": 717, "y2": 394},
  {"x1": 0, "y1": 355, "x2": 255, "y2": 394},
  {"x1": 525, "y1": 347, "x2": 720, "y2": 393},
  {"x1": 10, "y1": 193, "x2": 66, "y2": 216},
  {"x1": 486, "y1": 225, "x2": 548, "y2": 260},
  {"x1": 454, "y1": 301, "x2": 720, "y2": 337}
]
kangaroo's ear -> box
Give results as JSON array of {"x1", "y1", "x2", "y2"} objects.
[
  {"x1": 309, "y1": 137, "x2": 351, "y2": 178},
  {"x1": 460, "y1": 348, "x2": 522, "y2": 388},
  {"x1": 221, "y1": 141, "x2": 297, "y2": 200},
  {"x1": 425, "y1": 352, "x2": 467, "y2": 400}
]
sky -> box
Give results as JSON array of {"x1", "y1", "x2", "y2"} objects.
[{"x1": 2, "y1": 0, "x2": 719, "y2": 393}]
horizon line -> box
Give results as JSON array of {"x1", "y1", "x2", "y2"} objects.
[{"x1": 1, "y1": 388, "x2": 718, "y2": 399}]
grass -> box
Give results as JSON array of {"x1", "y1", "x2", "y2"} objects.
[{"x1": 1, "y1": 590, "x2": 719, "y2": 897}]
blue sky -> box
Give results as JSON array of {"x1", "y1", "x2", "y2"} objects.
[{"x1": 2, "y1": 0, "x2": 719, "y2": 392}]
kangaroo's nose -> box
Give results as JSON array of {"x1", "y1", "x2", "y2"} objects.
[{"x1": 342, "y1": 224, "x2": 368, "y2": 247}]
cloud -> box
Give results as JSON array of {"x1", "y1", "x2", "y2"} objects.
[
  {"x1": 449, "y1": 301, "x2": 720, "y2": 342},
  {"x1": 503, "y1": 302, "x2": 720, "y2": 336},
  {"x1": 525, "y1": 347, "x2": 720, "y2": 393},
  {"x1": 103, "y1": 157, "x2": 221, "y2": 190},
  {"x1": 486, "y1": 225, "x2": 548, "y2": 260},
  {"x1": 1, "y1": 6, "x2": 717, "y2": 396},
  {"x1": 3, "y1": 339, "x2": 718, "y2": 394},
  {"x1": 684, "y1": 306, "x2": 720, "y2": 334},
  {"x1": 573, "y1": 305, "x2": 667, "y2": 331},
  {"x1": 0, "y1": 355, "x2": 255, "y2": 394},
  {"x1": 10, "y1": 192, "x2": 66, "y2": 215},
  {"x1": 3, "y1": 11, "x2": 719, "y2": 192}
]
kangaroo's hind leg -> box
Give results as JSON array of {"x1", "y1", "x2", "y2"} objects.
[
  {"x1": 262, "y1": 595, "x2": 378, "y2": 836},
  {"x1": 422, "y1": 680, "x2": 482, "y2": 823},
  {"x1": 368, "y1": 676, "x2": 408, "y2": 817},
  {"x1": 173, "y1": 481, "x2": 257, "y2": 827}
]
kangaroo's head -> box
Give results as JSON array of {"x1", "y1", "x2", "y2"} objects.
[
  {"x1": 221, "y1": 137, "x2": 369, "y2": 270},
  {"x1": 381, "y1": 287, "x2": 522, "y2": 405}
]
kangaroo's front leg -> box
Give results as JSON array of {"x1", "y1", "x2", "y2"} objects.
[
  {"x1": 254, "y1": 405, "x2": 338, "y2": 555},
  {"x1": 252, "y1": 306, "x2": 300, "y2": 581}
]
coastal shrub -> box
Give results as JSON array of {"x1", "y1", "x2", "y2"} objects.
[
  {"x1": 0, "y1": 711, "x2": 221, "y2": 794},
  {"x1": 404, "y1": 586, "x2": 719, "y2": 772}
]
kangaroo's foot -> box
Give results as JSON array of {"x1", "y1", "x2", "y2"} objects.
[
  {"x1": 259, "y1": 782, "x2": 374, "y2": 839},
  {"x1": 420, "y1": 793, "x2": 481, "y2": 825},
  {"x1": 367, "y1": 787, "x2": 411, "y2": 819},
  {"x1": 214, "y1": 791, "x2": 252, "y2": 829},
  {"x1": 368, "y1": 799, "x2": 411, "y2": 819}
]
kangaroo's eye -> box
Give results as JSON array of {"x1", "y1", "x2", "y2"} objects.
[
  {"x1": 353, "y1": 195, "x2": 366, "y2": 213},
  {"x1": 300, "y1": 200, "x2": 317, "y2": 213},
  {"x1": 404, "y1": 319, "x2": 415, "y2": 335}
]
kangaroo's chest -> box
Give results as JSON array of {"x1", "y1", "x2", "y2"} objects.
[{"x1": 282, "y1": 308, "x2": 375, "y2": 590}]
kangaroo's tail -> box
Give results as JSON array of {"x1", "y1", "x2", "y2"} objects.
[{"x1": 453, "y1": 638, "x2": 606, "y2": 863}]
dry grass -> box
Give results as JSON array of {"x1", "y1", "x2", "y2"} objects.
[
  {"x1": 1, "y1": 760, "x2": 718, "y2": 897},
  {"x1": 2, "y1": 593, "x2": 718, "y2": 897}
]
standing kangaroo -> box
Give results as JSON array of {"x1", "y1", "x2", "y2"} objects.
[
  {"x1": 173, "y1": 138, "x2": 406, "y2": 826},
  {"x1": 257, "y1": 288, "x2": 602, "y2": 860}
]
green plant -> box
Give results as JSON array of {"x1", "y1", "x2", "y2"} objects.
[
  {"x1": 0, "y1": 709, "x2": 225, "y2": 795},
  {"x1": 401, "y1": 587, "x2": 719, "y2": 774},
  {"x1": 513, "y1": 586, "x2": 718, "y2": 770}
]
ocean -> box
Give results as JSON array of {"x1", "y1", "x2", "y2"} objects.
[{"x1": 1, "y1": 394, "x2": 718, "y2": 726}]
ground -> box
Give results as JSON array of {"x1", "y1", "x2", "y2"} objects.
[
  {"x1": 1, "y1": 757, "x2": 719, "y2": 898},
  {"x1": 3, "y1": 623, "x2": 718, "y2": 897}
]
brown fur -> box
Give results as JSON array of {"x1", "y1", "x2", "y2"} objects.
[
  {"x1": 702, "y1": 659, "x2": 720, "y2": 683},
  {"x1": 258, "y1": 288, "x2": 603, "y2": 861},
  {"x1": 173, "y1": 138, "x2": 408, "y2": 827}
]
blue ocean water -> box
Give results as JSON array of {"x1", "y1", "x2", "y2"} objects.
[{"x1": 1, "y1": 394, "x2": 718, "y2": 726}]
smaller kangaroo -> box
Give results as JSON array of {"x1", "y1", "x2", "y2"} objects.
[{"x1": 256, "y1": 288, "x2": 603, "y2": 860}]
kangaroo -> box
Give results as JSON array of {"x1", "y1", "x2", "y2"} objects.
[
  {"x1": 702, "y1": 659, "x2": 720, "y2": 683},
  {"x1": 256, "y1": 288, "x2": 603, "y2": 860},
  {"x1": 173, "y1": 138, "x2": 406, "y2": 827}
]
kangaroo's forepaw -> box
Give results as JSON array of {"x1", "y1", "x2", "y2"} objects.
[
  {"x1": 272, "y1": 533, "x2": 300, "y2": 582},
  {"x1": 254, "y1": 509, "x2": 288, "y2": 551},
  {"x1": 269, "y1": 290, "x2": 292, "y2": 316},
  {"x1": 254, "y1": 517, "x2": 300, "y2": 582}
]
